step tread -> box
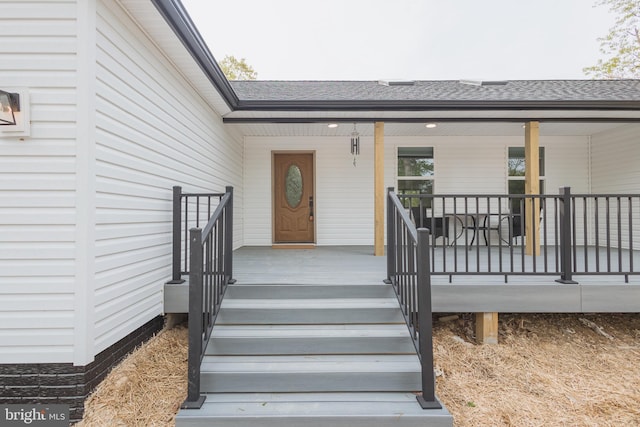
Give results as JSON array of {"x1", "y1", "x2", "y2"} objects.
[
  {"x1": 211, "y1": 324, "x2": 411, "y2": 338},
  {"x1": 175, "y1": 393, "x2": 452, "y2": 426},
  {"x1": 221, "y1": 298, "x2": 400, "y2": 309},
  {"x1": 201, "y1": 354, "x2": 420, "y2": 373}
]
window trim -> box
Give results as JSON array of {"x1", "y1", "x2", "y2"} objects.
[{"x1": 396, "y1": 145, "x2": 435, "y2": 191}]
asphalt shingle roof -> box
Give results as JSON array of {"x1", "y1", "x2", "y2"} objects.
[{"x1": 230, "y1": 80, "x2": 640, "y2": 104}]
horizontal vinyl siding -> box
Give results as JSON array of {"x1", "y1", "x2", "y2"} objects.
[
  {"x1": 244, "y1": 137, "x2": 375, "y2": 246},
  {"x1": 244, "y1": 135, "x2": 590, "y2": 246},
  {"x1": 591, "y1": 125, "x2": 640, "y2": 193},
  {"x1": 0, "y1": 0, "x2": 77, "y2": 363},
  {"x1": 93, "y1": 1, "x2": 243, "y2": 353},
  {"x1": 590, "y1": 125, "x2": 640, "y2": 248}
]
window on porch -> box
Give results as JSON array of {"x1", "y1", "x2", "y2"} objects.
[
  {"x1": 508, "y1": 146, "x2": 545, "y2": 213},
  {"x1": 397, "y1": 147, "x2": 434, "y2": 208}
]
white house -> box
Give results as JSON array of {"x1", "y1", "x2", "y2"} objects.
[{"x1": 1, "y1": 0, "x2": 639, "y2": 423}]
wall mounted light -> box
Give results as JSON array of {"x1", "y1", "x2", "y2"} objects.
[
  {"x1": 350, "y1": 123, "x2": 360, "y2": 166},
  {"x1": 425, "y1": 123, "x2": 437, "y2": 129},
  {"x1": 328, "y1": 123, "x2": 338, "y2": 128},
  {"x1": 0, "y1": 90, "x2": 20, "y2": 126}
]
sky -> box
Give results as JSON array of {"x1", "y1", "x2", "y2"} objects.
[{"x1": 180, "y1": 0, "x2": 615, "y2": 81}]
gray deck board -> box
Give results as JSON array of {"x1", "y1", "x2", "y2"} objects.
[
  {"x1": 165, "y1": 246, "x2": 639, "y2": 314},
  {"x1": 175, "y1": 392, "x2": 452, "y2": 427}
]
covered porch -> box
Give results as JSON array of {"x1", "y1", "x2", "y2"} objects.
[{"x1": 166, "y1": 245, "x2": 640, "y2": 316}]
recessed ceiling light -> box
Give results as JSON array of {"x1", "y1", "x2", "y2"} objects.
[
  {"x1": 328, "y1": 123, "x2": 338, "y2": 128},
  {"x1": 425, "y1": 123, "x2": 437, "y2": 129}
]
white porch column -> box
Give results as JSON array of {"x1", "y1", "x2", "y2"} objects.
[{"x1": 374, "y1": 122, "x2": 385, "y2": 256}]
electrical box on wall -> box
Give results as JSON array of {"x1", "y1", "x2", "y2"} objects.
[{"x1": 0, "y1": 88, "x2": 30, "y2": 138}]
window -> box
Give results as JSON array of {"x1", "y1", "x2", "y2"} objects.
[
  {"x1": 508, "y1": 147, "x2": 545, "y2": 213},
  {"x1": 397, "y1": 147, "x2": 434, "y2": 207}
]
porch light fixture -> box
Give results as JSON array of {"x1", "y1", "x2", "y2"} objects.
[
  {"x1": 425, "y1": 123, "x2": 437, "y2": 129},
  {"x1": 0, "y1": 90, "x2": 20, "y2": 126},
  {"x1": 350, "y1": 123, "x2": 360, "y2": 166}
]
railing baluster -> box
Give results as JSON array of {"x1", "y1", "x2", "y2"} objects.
[
  {"x1": 391, "y1": 190, "x2": 636, "y2": 283},
  {"x1": 182, "y1": 187, "x2": 233, "y2": 410}
]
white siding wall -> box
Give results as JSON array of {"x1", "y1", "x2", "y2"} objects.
[
  {"x1": 590, "y1": 125, "x2": 640, "y2": 248},
  {"x1": 244, "y1": 135, "x2": 589, "y2": 246},
  {"x1": 244, "y1": 137, "x2": 374, "y2": 246},
  {"x1": 591, "y1": 125, "x2": 640, "y2": 193},
  {"x1": 0, "y1": 0, "x2": 78, "y2": 363},
  {"x1": 93, "y1": 1, "x2": 243, "y2": 355}
]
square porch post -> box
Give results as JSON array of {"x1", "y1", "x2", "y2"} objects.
[
  {"x1": 524, "y1": 121, "x2": 541, "y2": 256},
  {"x1": 374, "y1": 122, "x2": 385, "y2": 256}
]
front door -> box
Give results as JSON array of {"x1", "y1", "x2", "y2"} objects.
[{"x1": 273, "y1": 152, "x2": 315, "y2": 243}]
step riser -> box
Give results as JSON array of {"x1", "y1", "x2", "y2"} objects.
[
  {"x1": 177, "y1": 415, "x2": 451, "y2": 427},
  {"x1": 217, "y1": 308, "x2": 404, "y2": 324},
  {"x1": 226, "y1": 285, "x2": 395, "y2": 299},
  {"x1": 200, "y1": 372, "x2": 420, "y2": 393},
  {"x1": 206, "y1": 337, "x2": 416, "y2": 355}
]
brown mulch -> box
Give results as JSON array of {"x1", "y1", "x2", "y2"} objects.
[{"x1": 77, "y1": 314, "x2": 640, "y2": 426}]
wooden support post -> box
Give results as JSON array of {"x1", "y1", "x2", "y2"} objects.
[
  {"x1": 475, "y1": 312, "x2": 498, "y2": 344},
  {"x1": 374, "y1": 122, "x2": 385, "y2": 256},
  {"x1": 524, "y1": 121, "x2": 540, "y2": 256}
]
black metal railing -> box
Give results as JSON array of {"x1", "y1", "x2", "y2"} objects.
[
  {"x1": 169, "y1": 186, "x2": 230, "y2": 283},
  {"x1": 393, "y1": 187, "x2": 639, "y2": 283},
  {"x1": 182, "y1": 186, "x2": 235, "y2": 409},
  {"x1": 386, "y1": 188, "x2": 441, "y2": 410}
]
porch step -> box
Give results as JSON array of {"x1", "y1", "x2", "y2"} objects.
[
  {"x1": 207, "y1": 324, "x2": 416, "y2": 355},
  {"x1": 225, "y1": 283, "x2": 395, "y2": 299},
  {"x1": 175, "y1": 392, "x2": 452, "y2": 427},
  {"x1": 216, "y1": 298, "x2": 404, "y2": 324},
  {"x1": 199, "y1": 355, "x2": 421, "y2": 393}
]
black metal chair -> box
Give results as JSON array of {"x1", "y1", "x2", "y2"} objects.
[
  {"x1": 510, "y1": 204, "x2": 544, "y2": 246},
  {"x1": 411, "y1": 207, "x2": 450, "y2": 245}
]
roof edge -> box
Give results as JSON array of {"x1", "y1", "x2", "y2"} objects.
[
  {"x1": 234, "y1": 99, "x2": 640, "y2": 112},
  {"x1": 150, "y1": 0, "x2": 240, "y2": 109}
]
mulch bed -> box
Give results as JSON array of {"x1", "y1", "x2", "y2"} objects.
[{"x1": 77, "y1": 314, "x2": 640, "y2": 426}]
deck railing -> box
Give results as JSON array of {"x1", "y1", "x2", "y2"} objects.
[
  {"x1": 386, "y1": 189, "x2": 441, "y2": 410},
  {"x1": 169, "y1": 186, "x2": 232, "y2": 283},
  {"x1": 181, "y1": 186, "x2": 235, "y2": 409},
  {"x1": 393, "y1": 187, "x2": 639, "y2": 283}
]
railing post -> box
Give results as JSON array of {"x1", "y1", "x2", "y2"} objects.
[
  {"x1": 415, "y1": 228, "x2": 442, "y2": 409},
  {"x1": 557, "y1": 187, "x2": 578, "y2": 284},
  {"x1": 169, "y1": 186, "x2": 185, "y2": 284},
  {"x1": 182, "y1": 227, "x2": 206, "y2": 409},
  {"x1": 224, "y1": 186, "x2": 236, "y2": 284},
  {"x1": 385, "y1": 187, "x2": 395, "y2": 284}
]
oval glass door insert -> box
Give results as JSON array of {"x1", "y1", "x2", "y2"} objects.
[{"x1": 285, "y1": 164, "x2": 303, "y2": 208}]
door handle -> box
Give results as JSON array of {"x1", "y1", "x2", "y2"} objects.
[{"x1": 309, "y1": 196, "x2": 314, "y2": 222}]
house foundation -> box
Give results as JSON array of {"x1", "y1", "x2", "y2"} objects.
[{"x1": 0, "y1": 316, "x2": 164, "y2": 422}]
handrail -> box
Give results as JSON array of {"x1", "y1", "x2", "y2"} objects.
[
  {"x1": 169, "y1": 186, "x2": 227, "y2": 283},
  {"x1": 395, "y1": 187, "x2": 639, "y2": 283},
  {"x1": 182, "y1": 186, "x2": 234, "y2": 409},
  {"x1": 386, "y1": 188, "x2": 441, "y2": 410}
]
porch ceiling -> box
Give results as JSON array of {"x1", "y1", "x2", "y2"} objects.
[{"x1": 227, "y1": 121, "x2": 634, "y2": 138}]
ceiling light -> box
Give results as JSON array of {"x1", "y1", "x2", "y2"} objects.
[{"x1": 425, "y1": 123, "x2": 437, "y2": 129}]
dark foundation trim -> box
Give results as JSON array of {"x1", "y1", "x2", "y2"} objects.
[{"x1": 0, "y1": 316, "x2": 164, "y2": 422}]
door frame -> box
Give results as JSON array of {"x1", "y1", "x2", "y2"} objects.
[{"x1": 271, "y1": 150, "x2": 316, "y2": 246}]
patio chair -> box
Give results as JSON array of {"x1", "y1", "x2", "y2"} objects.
[
  {"x1": 411, "y1": 207, "x2": 450, "y2": 245},
  {"x1": 510, "y1": 204, "x2": 544, "y2": 246}
]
